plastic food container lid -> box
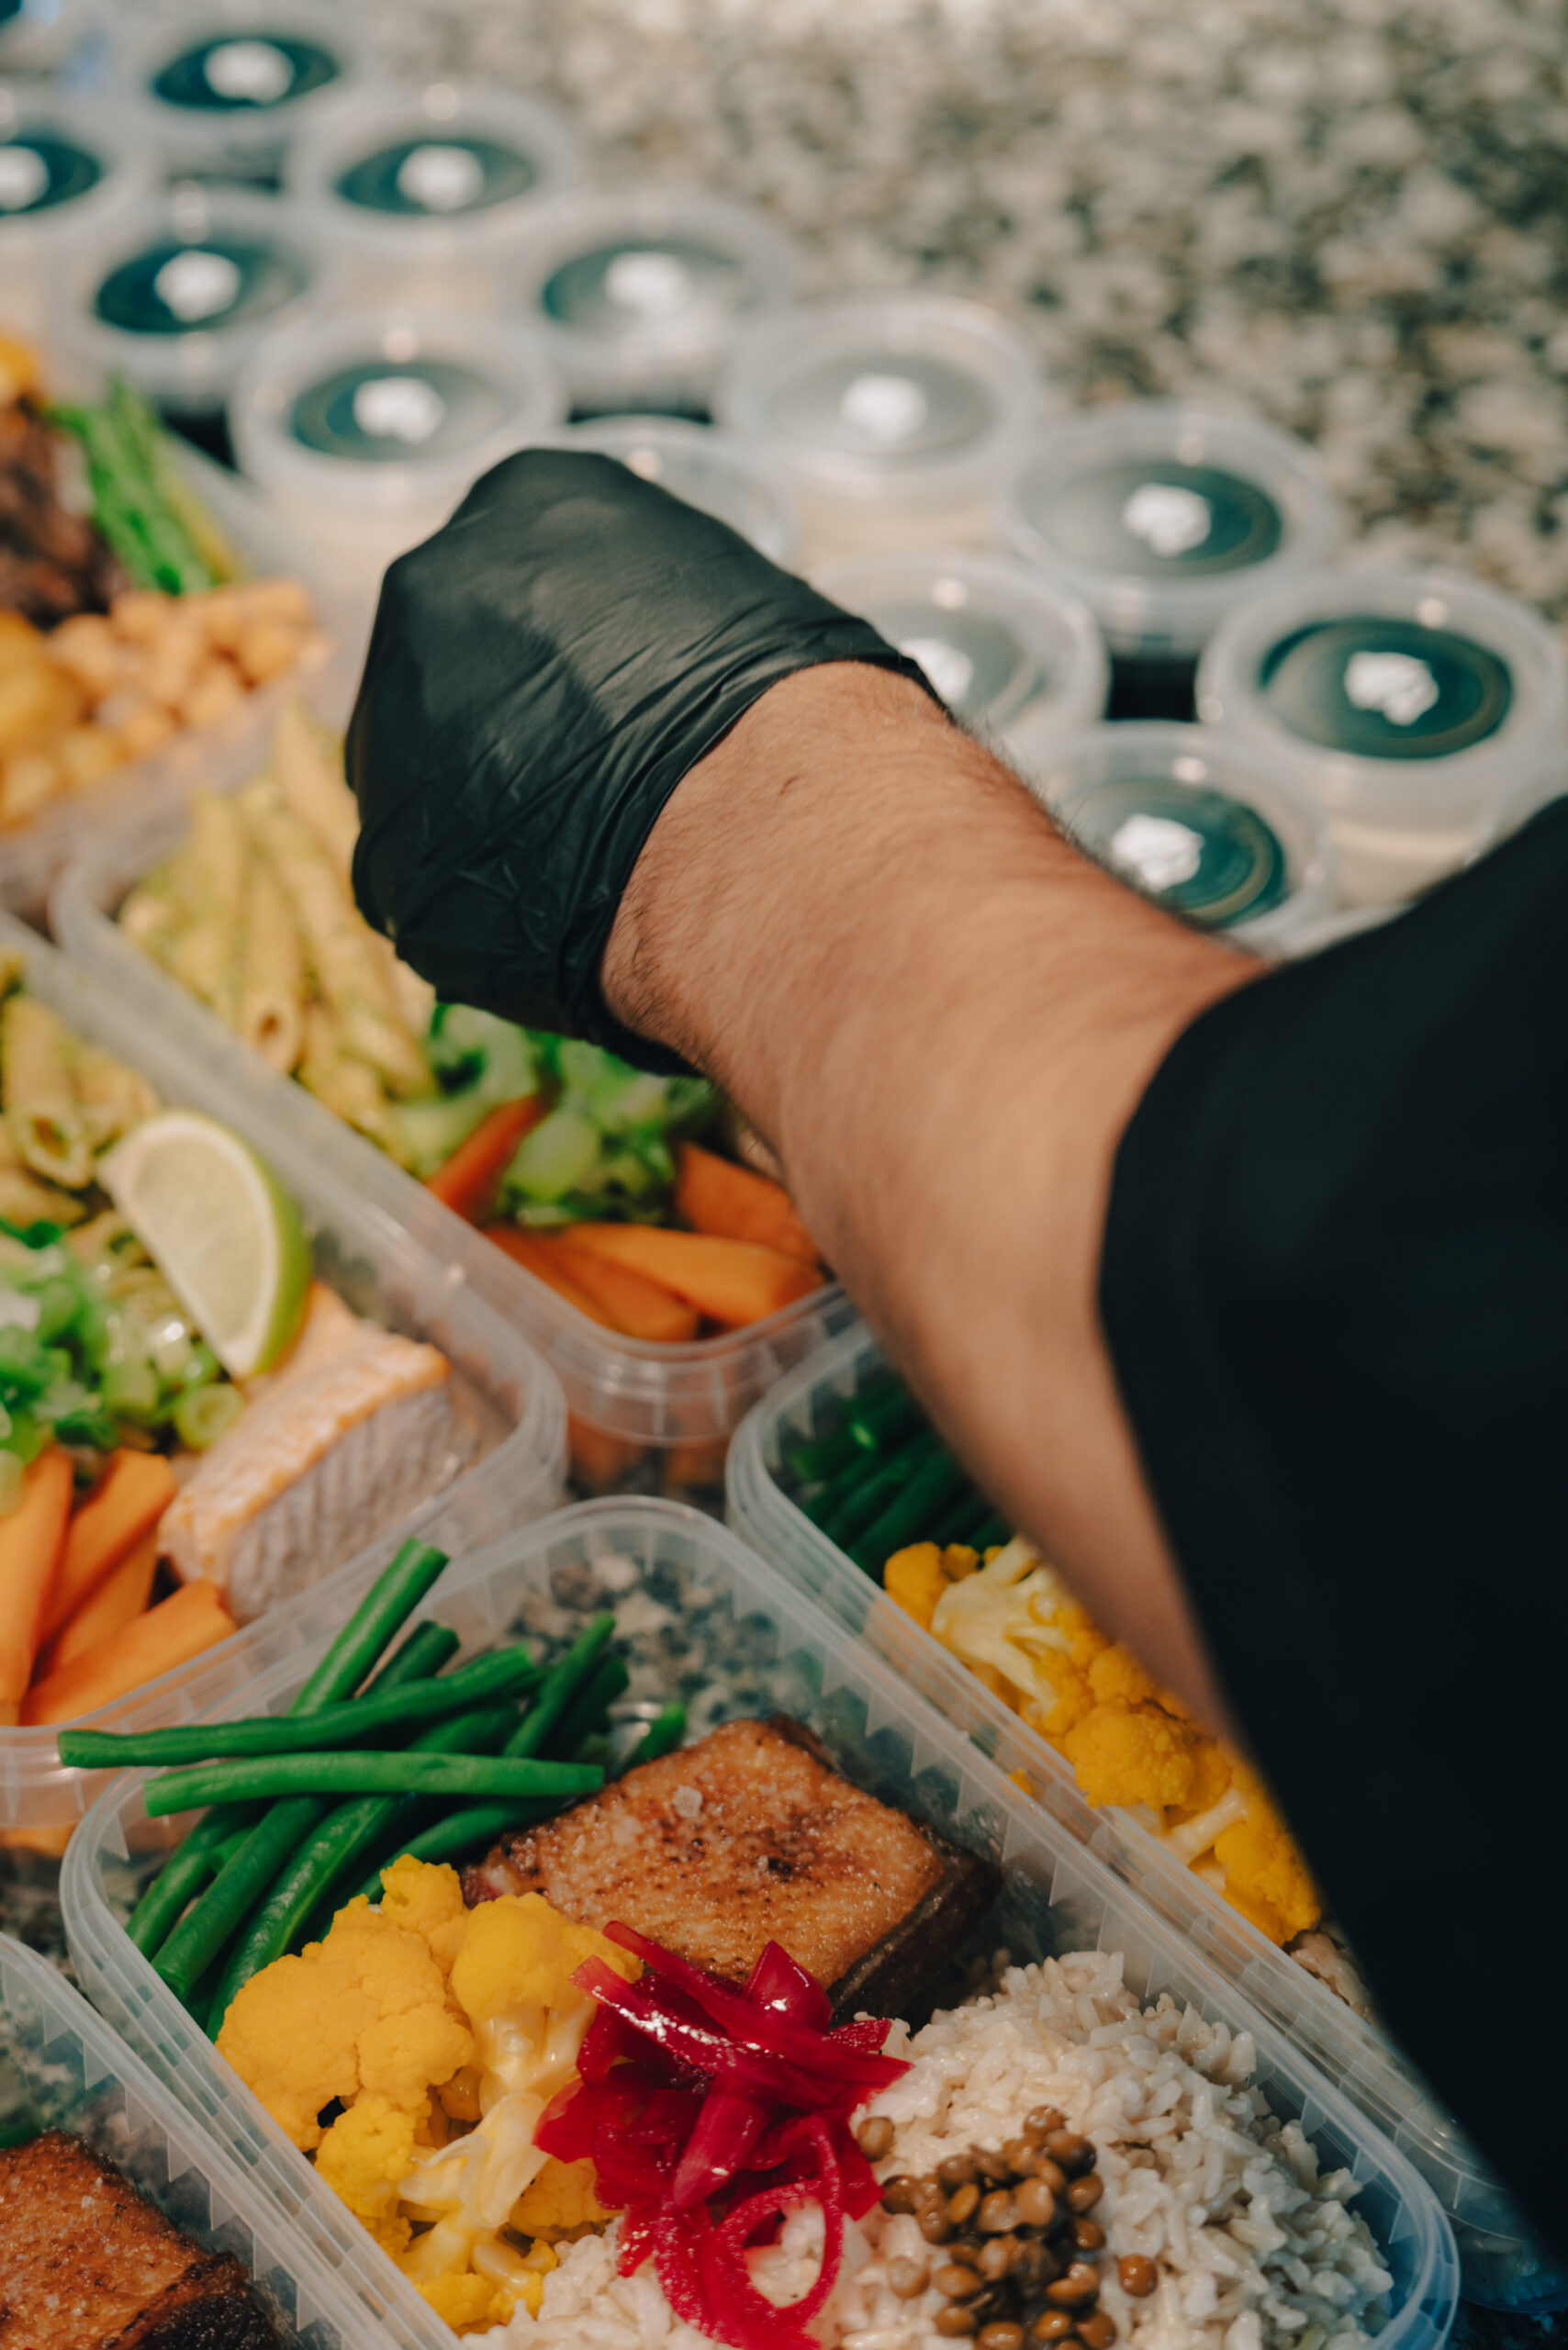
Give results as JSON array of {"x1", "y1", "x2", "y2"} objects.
[
  {"x1": 510, "y1": 184, "x2": 801, "y2": 410},
  {"x1": 114, "y1": 4, "x2": 376, "y2": 163},
  {"x1": 51, "y1": 183, "x2": 321, "y2": 411},
  {"x1": 1003, "y1": 401, "x2": 1339, "y2": 658},
  {"x1": 286, "y1": 77, "x2": 581, "y2": 256},
  {"x1": 1022, "y1": 719, "x2": 1335, "y2": 956},
  {"x1": 232, "y1": 307, "x2": 569, "y2": 513},
  {"x1": 718, "y1": 289, "x2": 1045, "y2": 509},
  {"x1": 815, "y1": 549, "x2": 1106, "y2": 750},
  {"x1": 539, "y1": 414, "x2": 795, "y2": 563},
  {"x1": 0, "y1": 93, "x2": 150, "y2": 257},
  {"x1": 1196, "y1": 565, "x2": 1568, "y2": 849}
]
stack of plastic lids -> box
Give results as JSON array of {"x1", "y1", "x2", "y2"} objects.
[
  {"x1": 1197, "y1": 566, "x2": 1568, "y2": 905},
  {"x1": 540, "y1": 414, "x2": 796, "y2": 561},
  {"x1": 510, "y1": 184, "x2": 800, "y2": 416},
  {"x1": 51, "y1": 181, "x2": 320, "y2": 416},
  {"x1": 286, "y1": 78, "x2": 583, "y2": 315},
  {"x1": 232, "y1": 307, "x2": 568, "y2": 610},
  {"x1": 815, "y1": 550, "x2": 1106, "y2": 761},
  {"x1": 111, "y1": 2, "x2": 376, "y2": 178},
  {"x1": 1003, "y1": 402, "x2": 1338, "y2": 701},
  {"x1": 717, "y1": 290, "x2": 1044, "y2": 565},
  {"x1": 0, "y1": 93, "x2": 150, "y2": 341},
  {"x1": 1023, "y1": 719, "x2": 1335, "y2": 956}
]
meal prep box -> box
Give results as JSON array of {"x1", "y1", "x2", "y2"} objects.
[
  {"x1": 540, "y1": 414, "x2": 797, "y2": 563},
  {"x1": 718, "y1": 290, "x2": 1045, "y2": 567},
  {"x1": 509, "y1": 184, "x2": 801, "y2": 417},
  {"x1": 110, "y1": 4, "x2": 379, "y2": 179},
  {"x1": 815, "y1": 549, "x2": 1107, "y2": 760},
  {"x1": 1021, "y1": 719, "x2": 1335, "y2": 957},
  {"x1": 55, "y1": 732, "x2": 855, "y2": 1503},
  {"x1": 286, "y1": 79, "x2": 583, "y2": 317},
  {"x1": 0, "y1": 916, "x2": 566, "y2": 1861},
  {"x1": 1196, "y1": 566, "x2": 1568, "y2": 906},
  {"x1": 0, "y1": 95, "x2": 153, "y2": 343},
  {"x1": 63, "y1": 1494, "x2": 1458, "y2": 2350},
  {"x1": 726, "y1": 1324, "x2": 1562, "y2": 2311},
  {"x1": 0, "y1": 1931, "x2": 371, "y2": 2348}
]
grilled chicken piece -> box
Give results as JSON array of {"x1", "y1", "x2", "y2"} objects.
[
  {"x1": 159, "y1": 1298, "x2": 470, "y2": 1622},
  {"x1": 464, "y1": 1714, "x2": 1000, "y2": 2019},
  {"x1": 0, "y1": 2129, "x2": 278, "y2": 2348}
]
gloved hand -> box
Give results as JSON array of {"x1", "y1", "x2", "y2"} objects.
[{"x1": 347, "y1": 448, "x2": 935, "y2": 1069}]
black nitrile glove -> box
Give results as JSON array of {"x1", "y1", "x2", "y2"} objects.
[{"x1": 347, "y1": 448, "x2": 935, "y2": 1069}]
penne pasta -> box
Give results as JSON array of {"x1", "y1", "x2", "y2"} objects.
[
  {"x1": 271, "y1": 696, "x2": 359, "y2": 882},
  {"x1": 1, "y1": 993, "x2": 94, "y2": 1190},
  {"x1": 237, "y1": 847, "x2": 307, "y2": 1074}
]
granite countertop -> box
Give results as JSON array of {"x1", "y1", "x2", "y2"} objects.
[{"x1": 382, "y1": 0, "x2": 1568, "y2": 632}]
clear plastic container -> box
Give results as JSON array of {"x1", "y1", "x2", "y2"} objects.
[
  {"x1": 230, "y1": 307, "x2": 569, "y2": 617},
  {"x1": 1019, "y1": 720, "x2": 1335, "y2": 957},
  {"x1": 0, "y1": 912, "x2": 566, "y2": 1858},
  {"x1": 51, "y1": 182, "x2": 323, "y2": 417},
  {"x1": 814, "y1": 550, "x2": 1106, "y2": 757},
  {"x1": 0, "y1": 94, "x2": 152, "y2": 341},
  {"x1": 1003, "y1": 401, "x2": 1339, "y2": 668},
  {"x1": 538, "y1": 414, "x2": 796, "y2": 563},
  {"x1": 286, "y1": 79, "x2": 583, "y2": 316},
  {"x1": 717, "y1": 290, "x2": 1046, "y2": 567},
  {"x1": 0, "y1": 0, "x2": 101, "y2": 73},
  {"x1": 54, "y1": 786, "x2": 854, "y2": 1503},
  {"x1": 726, "y1": 1323, "x2": 1558, "y2": 2311},
  {"x1": 0, "y1": 438, "x2": 359, "y2": 930},
  {"x1": 111, "y1": 3, "x2": 378, "y2": 177},
  {"x1": 0, "y1": 1932, "x2": 374, "y2": 2347},
  {"x1": 63, "y1": 1494, "x2": 1459, "y2": 2350},
  {"x1": 1196, "y1": 567, "x2": 1568, "y2": 906},
  {"x1": 508, "y1": 183, "x2": 800, "y2": 417}
]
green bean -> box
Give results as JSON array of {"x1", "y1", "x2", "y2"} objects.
[
  {"x1": 294, "y1": 1542, "x2": 450, "y2": 1714},
  {"x1": 551, "y1": 1651, "x2": 631, "y2": 1762},
  {"x1": 206, "y1": 1701, "x2": 520, "y2": 2033},
  {"x1": 784, "y1": 1426, "x2": 858, "y2": 1486},
  {"x1": 928, "y1": 1485, "x2": 992, "y2": 1550},
  {"x1": 846, "y1": 1386, "x2": 921, "y2": 1455},
  {"x1": 149, "y1": 1619, "x2": 455, "y2": 1998},
  {"x1": 970, "y1": 1512, "x2": 1013, "y2": 1552},
  {"x1": 62, "y1": 1647, "x2": 537, "y2": 1770},
  {"x1": 623, "y1": 1702, "x2": 687, "y2": 1769},
  {"x1": 823, "y1": 1434, "x2": 939, "y2": 1547},
  {"x1": 852, "y1": 1447, "x2": 968, "y2": 1573},
  {"x1": 146, "y1": 1751, "x2": 601, "y2": 1818},
  {"x1": 365, "y1": 1796, "x2": 558, "y2": 1876}
]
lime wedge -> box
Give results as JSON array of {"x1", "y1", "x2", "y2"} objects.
[{"x1": 100, "y1": 1111, "x2": 312, "y2": 1379}]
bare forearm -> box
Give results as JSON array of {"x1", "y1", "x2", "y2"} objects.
[{"x1": 605, "y1": 664, "x2": 1253, "y2": 1723}]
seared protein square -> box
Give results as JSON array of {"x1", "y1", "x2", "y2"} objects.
[
  {"x1": 464, "y1": 1714, "x2": 1000, "y2": 2018},
  {"x1": 0, "y1": 2129, "x2": 279, "y2": 2349}
]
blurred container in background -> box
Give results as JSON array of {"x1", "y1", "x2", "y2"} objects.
[
  {"x1": 510, "y1": 184, "x2": 799, "y2": 416},
  {"x1": 718, "y1": 290, "x2": 1044, "y2": 566},
  {"x1": 0, "y1": 0, "x2": 100, "y2": 75},
  {"x1": 1004, "y1": 401, "x2": 1338, "y2": 722},
  {"x1": 52, "y1": 183, "x2": 319, "y2": 423},
  {"x1": 0, "y1": 94, "x2": 151, "y2": 341},
  {"x1": 538, "y1": 413, "x2": 795, "y2": 561},
  {"x1": 287, "y1": 78, "x2": 583, "y2": 315},
  {"x1": 1198, "y1": 566, "x2": 1568, "y2": 905},
  {"x1": 815, "y1": 548, "x2": 1107, "y2": 761},
  {"x1": 111, "y1": 2, "x2": 376, "y2": 180},
  {"x1": 1025, "y1": 719, "x2": 1336, "y2": 956},
  {"x1": 232, "y1": 306, "x2": 567, "y2": 611}
]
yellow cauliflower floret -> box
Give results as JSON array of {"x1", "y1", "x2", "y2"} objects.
[
  {"x1": 414, "y1": 2272, "x2": 516, "y2": 2332},
  {"x1": 941, "y1": 1544, "x2": 979, "y2": 1580},
  {"x1": 1087, "y1": 1644, "x2": 1157, "y2": 1708},
  {"x1": 1020, "y1": 1657, "x2": 1093, "y2": 1741},
  {"x1": 217, "y1": 1897, "x2": 473, "y2": 2150},
  {"x1": 316, "y1": 2093, "x2": 420, "y2": 2252},
  {"x1": 1178, "y1": 1737, "x2": 1234, "y2": 1817},
  {"x1": 378, "y1": 1854, "x2": 469, "y2": 1977},
  {"x1": 513, "y1": 2156, "x2": 613, "y2": 2237},
  {"x1": 884, "y1": 1541, "x2": 946, "y2": 1630},
  {"x1": 1059, "y1": 1701, "x2": 1199, "y2": 1810},
  {"x1": 930, "y1": 1537, "x2": 1088, "y2": 1720},
  {"x1": 451, "y1": 1891, "x2": 638, "y2": 2032},
  {"x1": 1214, "y1": 1766, "x2": 1321, "y2": 1943}
]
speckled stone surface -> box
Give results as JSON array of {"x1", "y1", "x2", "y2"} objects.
[{"x1": 383, "y1": 0, "x2": 1568, "y2": 624}]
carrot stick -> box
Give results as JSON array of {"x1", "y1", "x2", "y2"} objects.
[
  {"x1": 547, "y1": 1237, "x2": 700, "y2": 1343},
  {"x1": 558, "y1": 1224, "x2": 824, "y2": 1329},
  {"x1": 484, "y1": 1224, "x2": 621, "y2": 1327},
  {"x1": 661, "y1": 1438, "x2": 731, "y2": 1494},
  {"x1": 0, "y1": 1449, "x2": 74, "y2": 1724},
  {"x1": 33, "y1": 1527, "x2": 160, "y2": 1683},
  {"x1": 566, "y1": 1414, "x2": 650, "y2": 1494},
  {"x1": 37, "y1": 1450, "x2": 178, "y2": 1649},
  {"x1": 675, "y1": 1141, "x2": 821, "y2": 1265},
  {"x1": 22, "y1": 1578, "x2": 237, "y2": 1728},
  {"x1": 426, "y1": 1096, "x2": 547, "y2": 1223}
]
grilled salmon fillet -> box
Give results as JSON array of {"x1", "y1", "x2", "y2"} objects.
[
  {"x1": 159, "y1": 1294, "x2": 471, "y2": 1623},
  {"x1": 464, "y1": 1715, "x2": 1000, "y2": 2018},
  {"x1": 0, "y1": 2130, "x2": 278, "y2": 2348}
]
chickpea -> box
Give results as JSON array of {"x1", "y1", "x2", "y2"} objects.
[
  {"x1": 936, "y1": 2265, "x2": 986, "y2": 2300},
  {"x1": 1071, "y1": 2219, "x2": 1106, "y2": 2253},
  {"x1": 857, "y1": 2116, "x2": 894, "y2": 2161},
  {"x1": 1116, "y1": 2256, "x2": 1158, "y2": 2300},
  {"x1": 939, "y1": 2153, "x2": 981, "y2": 2190},
  {"x1": 979, "y1": 2190, "x2": 1017, "y2": 2234},
  {"x1": 1029, "y1": 2315, "x2": 1076, "y2": 2344},
  {"x1": 1067, "y1": 2175, "x2": 1104, "y2": 2213},
  {"x1": 1012, "y1": 2176, "x2": 1058, "y2": 2230},
  {"x1": 880, "y1": 2176, "x2": 918, "y2": 2215},
  {"x1": 979, "y1": 2325, "x2": 1026, "y2": 2350},
  {"x1": 1078, "y1": 2314, "x2": 1117, "y2": 2350},
  {"x1": 949, "y1": 2183, "x2": 981, "y2": 2225},
  {"x1": 936, "y1": 2303, "x2": 980, "y2": 2337},
  {"x1": 920, "y1": 2207, "x2": 957, "y2": 2245}
]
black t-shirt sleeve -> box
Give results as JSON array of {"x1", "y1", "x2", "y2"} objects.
[{"x1": 1099, "y1": 800, "x2": 1568, "y2": 2268}]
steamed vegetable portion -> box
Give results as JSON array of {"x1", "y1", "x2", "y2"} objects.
[{"x1": 0, "y1": 342, "x2": 321, "y2": 830}]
